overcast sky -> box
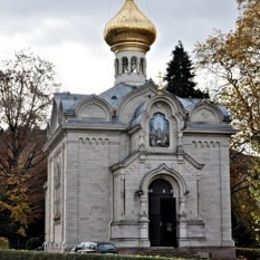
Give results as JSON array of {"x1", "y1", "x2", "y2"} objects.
[{"x1": 0, "y1": 0, "x2": 238, "y2": 94}]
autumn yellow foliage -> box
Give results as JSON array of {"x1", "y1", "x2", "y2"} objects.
[
  {"x1": 195, "y1": 0, "x2": 260, "y2": 153},
  {"x1": 194, "y1": 0, "x2": 260, "y2": 245}
]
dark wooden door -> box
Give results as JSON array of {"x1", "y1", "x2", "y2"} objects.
[
  {"x1": 148, "y1": 179, "x2": 177, "y2": 247},
  {"x1": 160, "y1": 198, "x2": 177, "y2": 246}
]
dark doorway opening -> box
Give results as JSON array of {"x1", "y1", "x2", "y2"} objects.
[{"x1": 148, "y1": 179, "x2": 177, "y2": 247}]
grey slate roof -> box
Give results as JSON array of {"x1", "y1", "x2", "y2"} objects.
[
  {"x1": 130, "y1": 102, "x2": 146, "y2": 128},
  {"x1": 177, "y1": 97, "x2": 230, "y2": 122},
  {"x1": 177, "y1": 97, "x2": 202, "y2": 111},
  {"x1": 218, "y1": 105, "x2": 231, "y2": 121},
  {"x1": 99, "y1": 82, "x2": 137, "y2": 107},
  {"x1": 54, "y1": 92, "x2": 89, "y2": 115},
  {"x1": 53, "y1": 83, "x2": 137, "y2": 116},
  {"x1": 53, "y1": 83, "x2": 230, "y2": 123}
]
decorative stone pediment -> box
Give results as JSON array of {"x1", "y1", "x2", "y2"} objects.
[
  {"x1": 117, "y1": 80, "x2": 158, "y2": 123},
  {"x1": 190, "y1": 102, "x2": 223, "y2": 123},
  {"x1": 76, "y1": 95, "x2": 114, "y2": 120},
  {"x1": 79, "y1": 104, "x2": 107, "y2": 119},
  {"x1": 129, "y1": 93, "x2": 185, "y2": 141}
]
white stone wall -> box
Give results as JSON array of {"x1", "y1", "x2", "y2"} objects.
[
  {"x1": 45, "y1": 86, "x2": 234, "y2": 251},
  {"x1": 45, "y1": 137, "x2": 66, "y2": 252},
  {"x1": 183, "y1": 134, "x2": 233, "y2": 247},
  {"x1": 64, "y1": 131, "x2": 123, "y2": 249}
]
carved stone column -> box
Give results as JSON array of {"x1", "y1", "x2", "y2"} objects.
[
  {"x1": 179, "y1": 196, "x2": 188, "y2": 241},
  {"x1": 139, "y1": 195, "x2": 150, "y2": 247}
]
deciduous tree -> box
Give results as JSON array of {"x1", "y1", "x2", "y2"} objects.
[
  {"x1": 194, "y1": 1, "x2": 260, "y2": 153},
  {"x1": 230, "y1": 151, "x2": 260, "y2": 246},
  {"x1": 194, "y1": 0, "x2": 260, "y2": 245},
  {"x1": 0, "y1": 50, "x2": 56, "y2": 238}
]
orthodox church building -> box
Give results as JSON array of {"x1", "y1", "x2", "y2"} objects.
[{"x1": 44, "y1": 0, "x2": 235, "y2": 258}]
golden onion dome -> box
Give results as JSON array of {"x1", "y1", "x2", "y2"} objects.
[{"x1": 104, "y1": 0, "x2": 156, "y2": 53}]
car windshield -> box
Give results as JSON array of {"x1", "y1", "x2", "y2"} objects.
[
  {"x1": 97, "y1": 243, "x2": 116, "y2": 251},
  {"x1": 78, "y1": 242, "x2": 96, "y2": 250}
]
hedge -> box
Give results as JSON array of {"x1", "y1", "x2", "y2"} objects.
[
  {"x1": 0, "y1": 250, "x2": 187, "y2": 260},
  {"x1": 25, "y1": 237, "x2": 42, "y2": 250},
  {"x1": 4, "y1": 248, "x2": 260, "y2": 260},
  {"x1": 0, "y1": 238, "x2": 9, "y2": 249},
  {"x1": 236, "y1": 248, "x2": 260, "y2": 259}
]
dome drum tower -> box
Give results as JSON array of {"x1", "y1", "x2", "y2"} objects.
[
  {"x1": 113, "y1": 51, "x2": 146, "y2": 85},
  {"x1": 104, "y1": 0, "x2": 156, "y2": 86}
]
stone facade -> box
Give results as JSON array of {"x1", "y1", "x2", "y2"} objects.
[
  {"x1": 44, "y1": 2, "x2": 236, "y2": 257},
  {"x1": 44, "y1": 81, "x2": 235, "y2": 255}
]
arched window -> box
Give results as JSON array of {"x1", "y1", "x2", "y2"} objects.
[
  {"x1": 115, "y1": 58, "x2": 119, "y2": 76},
  {"x1": 130, "y1": 56, "x2": 137, "y2": 73},
  {"x1": 122, "y1": 57, "x2": 128, "y2": 74},
  {"x1": 149, "y1": 113, "x2": 169, "y2": 147},
  {"x1": 140, "y1": 58, "x2": 145, "y2": 74}
]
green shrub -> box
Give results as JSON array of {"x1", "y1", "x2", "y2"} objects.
[
  {"x1": 0, "y1": 237, "x2": 9, "y2": 249},
  {"x1": 0, "y1": 250, "x2": 188, "y2": 260},
  {"x1": 25, "y1": 237, "x2": 42, "y2": 250},
  {"x1": 236, "y1": 247, "x2": 260, "y2": 259}
]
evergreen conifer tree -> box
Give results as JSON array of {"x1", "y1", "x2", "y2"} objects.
[{"x1": 164, "y1": 41, "x2": 208, "y2": 98}]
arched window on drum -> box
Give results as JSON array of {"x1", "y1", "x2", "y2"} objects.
[
  {"x1": 115, "y1": 58, "x2": 119, "y2": 76},
  {"x1": 140, "y1": 58, "x2": 145, "y2": 74},
  {"x1": 131, "y1": 56, "x2": 137, "y2": 73},
  {"x1": 122, "y1": 57, "x2": 128, "y2": 74}
]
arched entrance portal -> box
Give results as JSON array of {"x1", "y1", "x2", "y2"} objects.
[{"x1": 148, "y1": 179, "x2": 177, "y2": 247}]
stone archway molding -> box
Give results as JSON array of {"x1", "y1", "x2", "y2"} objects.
[
  {"x1": 139, "y1": 163, "x2": 188, "y2": 197},
  {"x1": 138, "y1": 163, "x2": 189, "y2": 248}
]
